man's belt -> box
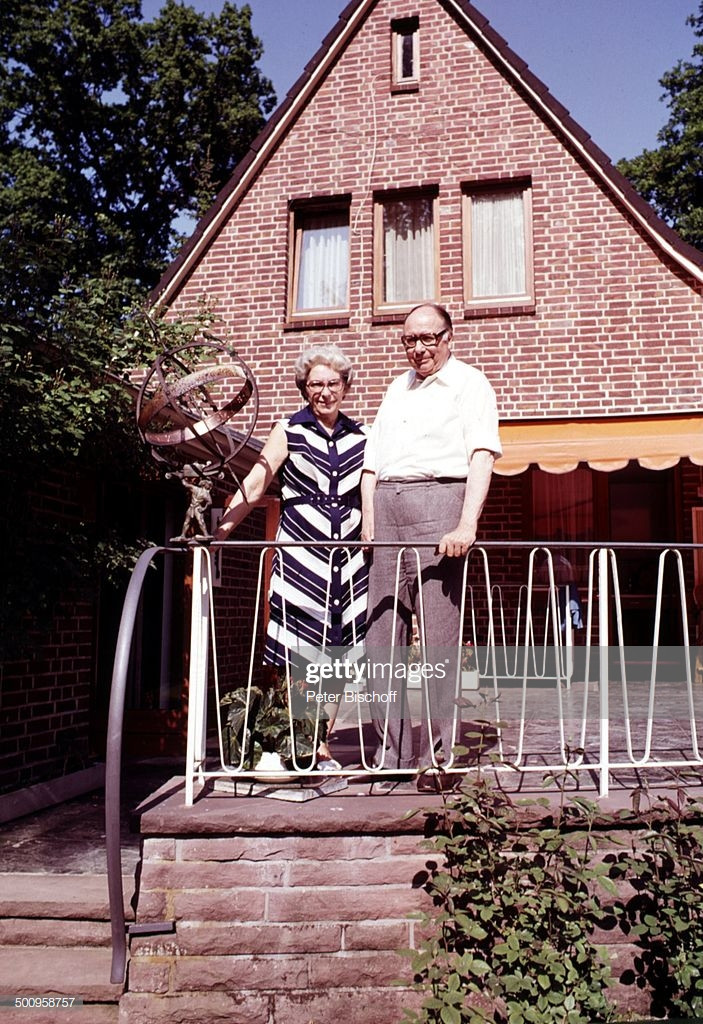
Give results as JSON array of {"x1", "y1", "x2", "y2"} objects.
[{"x1": 379, "y1": 476, "x2": 467, "y2": 484}]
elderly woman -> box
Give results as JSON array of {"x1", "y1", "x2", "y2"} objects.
[{"x1": 215, "y1": 344, "x2": 368, "y2": 767}]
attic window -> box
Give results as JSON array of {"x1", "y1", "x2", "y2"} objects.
[{"x1": 391, "y1": 17, "x2": 419, "y2": 90}]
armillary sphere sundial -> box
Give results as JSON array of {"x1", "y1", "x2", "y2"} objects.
[{"x1": 135, "y1": 330, "x2": 259, "y2": 541}]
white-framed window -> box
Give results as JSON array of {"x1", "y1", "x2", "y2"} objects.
[
  {"x1": 391, "y1": 16, "x2": 419, "y2": 86},
  {"x1": 288, "y1": 201, "x2": 350, "y2": 318},
  {"x1": 463, "y1": 181, "x2": 533, "y2": 306},
  {"x1": 374, "y1": 188, "x2": 438, "y2": 310}
]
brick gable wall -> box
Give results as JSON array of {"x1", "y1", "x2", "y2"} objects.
[{"x1": 164, "y1": 0, "x2": 703, "y2": 435}]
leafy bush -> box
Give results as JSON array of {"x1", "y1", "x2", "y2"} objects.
[
  {"x1": 403, "y1": 773, "x2": 703, "y2": 1024},
  {"x1": 607, "y1": 789, "x2": 703, "y2": 1019},
  {"x1": 403, "y1": 776, "x2": 617, "y2": 1024}
]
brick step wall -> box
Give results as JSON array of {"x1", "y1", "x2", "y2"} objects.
[
  {"x1": 120, "y1": 776, "x2": 678, "y2": 1024},
  {"x1": 120, "y1": 780, "x2": 433, "y2": 1024},
  {"x1": 0, "y1": 872, "x2": 133, "y2": 1023}
]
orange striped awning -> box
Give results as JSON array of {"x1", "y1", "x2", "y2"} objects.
[{"x1": 495, "y1": 414, "x2": 703, "y2": 475}]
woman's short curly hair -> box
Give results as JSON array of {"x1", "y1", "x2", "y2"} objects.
[{"x1": 294, "y1": 344, "x2": 354, "y2": 395}]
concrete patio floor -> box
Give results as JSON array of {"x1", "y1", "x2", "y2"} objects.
[{"x1": 0, "y1": 760, "x2": 179, "y2": 875}]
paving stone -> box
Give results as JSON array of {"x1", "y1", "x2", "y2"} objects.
[
  {"x1": 272, "y1": 987, "x2": 422, "y2": 1024},
  {"x1": 0, "y1": 918, "x2": 112, "y2": 947},
  {"x1": 117, "y1": 992, "x2": 269, "y2": 1024},
  {"x1": 0, "y1": 1003, "x2": 119, "y2": 1024}
]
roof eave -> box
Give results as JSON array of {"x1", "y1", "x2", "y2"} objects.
[{"x1": 446, "y1": 0, "x2": 703, "y2": 284}]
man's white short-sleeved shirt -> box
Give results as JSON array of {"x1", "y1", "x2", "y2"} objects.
[{"x1": 364, "y1": 355, "x2": 502, "y2": 480}]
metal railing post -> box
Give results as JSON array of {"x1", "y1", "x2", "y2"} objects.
[
  {"x1": 185, "y1": 546, "x2": 210, "y2": 806},
  {"x1": 564, "y1": 587, "x2": 573, "y2": 687},
  {"x1": 598, "y1": 548, "x2": 610, "y2": 798}
]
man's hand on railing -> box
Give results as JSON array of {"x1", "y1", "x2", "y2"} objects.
[{"x1": 438, "y1": 525, "x2": 476, "y2": 558}]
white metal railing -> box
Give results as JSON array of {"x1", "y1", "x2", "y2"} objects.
[
  {"x1": 106, "y1": 539, "x2": 702, "y2": 981},
  {"x1": 182, "y1": 541, "x2": 703, "y2": 804}
]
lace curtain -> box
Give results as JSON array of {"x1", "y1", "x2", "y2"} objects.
[
  {"x1": 383, "y1": 196, "x2": 434, "y2": 303},
  {"x1": 296, "y1": 214, "x2": 349, "y2": 311},
  {"x1": 471, "y1": 190, "x2": 526, "y2": 298}
]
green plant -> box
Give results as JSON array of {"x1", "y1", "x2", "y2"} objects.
[
  {"x1": 219, "y1": 675, "x2": 319, "y2": 770},
  {"x1": 606, "y1": 789, "x2": 703, "y2": 1019},
  {"x1": 403, "y1": 776, "x2": 618, "y2": 1024}
]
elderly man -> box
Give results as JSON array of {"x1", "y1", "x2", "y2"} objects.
[{"x1": 361, "y1": 302, "x2": 501, "y2": 776}]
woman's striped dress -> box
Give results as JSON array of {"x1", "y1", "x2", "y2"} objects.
[{"x1": 264, "y1": 406, "x2": 368, "y2": 669}]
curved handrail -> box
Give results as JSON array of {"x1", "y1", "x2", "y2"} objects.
[{"x1": 106, "y1": 545, "x2": 165, "y2": 985}]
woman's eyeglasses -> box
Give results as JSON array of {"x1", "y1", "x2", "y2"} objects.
[{"x1": 306, "y1": 378, "x2": 344, "y2": 393}]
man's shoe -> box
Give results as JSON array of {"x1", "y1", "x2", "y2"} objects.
[{"x1": 416, "y1": 771, "x2": 460, "y2": 794}]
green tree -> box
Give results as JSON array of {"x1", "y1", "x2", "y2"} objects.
[
  {"x1": 0, "y1": 0, "x2": 275, "y2": 290},
  {"x1": 0, "y1": 0, "x2": 275, "y2": 656},
  {"x1": 1, "y1": 0, "x2": 275, "y2": 465},
  {"x1": 617, "y1": 4, "x2": 703, "y2": 251}
]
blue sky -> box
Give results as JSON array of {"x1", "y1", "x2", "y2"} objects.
[{"x1": 142, "y1": 0, "x2": 699, "y2": 164}]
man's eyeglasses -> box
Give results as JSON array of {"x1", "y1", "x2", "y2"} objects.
[
  {"x1": 306, "y1": 378, "x2": 344, "y2": 393},
  {"x1": 400, "y1": 329, "x2": 448, "y2": 350}
]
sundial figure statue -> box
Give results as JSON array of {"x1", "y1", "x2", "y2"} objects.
[
  {"x1": 166, "y1": 464, "x2": 213, "y2": 542},
  {"x1": 135, "y1": 328, "x2": 259, "y2": 542}
]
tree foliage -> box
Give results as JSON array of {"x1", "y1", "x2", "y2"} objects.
[
  {"x1": 0, "y1": 0, "x2": 275, "y2": 469},
  {"x1": 0, "y1": 0, "x2": 275, "y2": 655},
  {"x1": 617, "y1": 4, "x2": 703, "y2": 251},
  {"x1": 0, "y1": 0, "x2": 275, "y2": 290}
]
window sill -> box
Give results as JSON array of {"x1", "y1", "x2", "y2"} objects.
[
  {"x1": 391, "y1": 81, "x2": 419, "y2": 94},
  {"x1": 464, "y1": 303, "x2": 536, "y2": 319},
  {"x1": 371, "y1": 310, "x2": 416, "y2": 325},
  {"x1": 283, "y1": 315, "x2": 350, "y2": 331}
]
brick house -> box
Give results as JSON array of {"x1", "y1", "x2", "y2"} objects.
[
  {"x1": 8, "y1": 0, "x2": 700, "y2": 792},
  {"x1": 148, "y1": 0, "x2": 703, "y2": 657}
]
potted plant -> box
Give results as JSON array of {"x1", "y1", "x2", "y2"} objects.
[
  {"x1": 219, "y1": 673, "x2": 318, "y2": 773},
  {"x1": 461, "y1": 639, "x2": 479, "y2": 690}
]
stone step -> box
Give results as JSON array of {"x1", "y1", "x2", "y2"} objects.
[
  {"x1": 0, "y1": 946, "x2": 124, "y2": 1001},
  {"x1": 0, "y1": 917, "x2": 112, "y2": 947},
  {"x1": 0, "y1": 873, "x2": 134, "y2": 921}
]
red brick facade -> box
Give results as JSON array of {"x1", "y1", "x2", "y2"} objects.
[
  {"x1": 0, "y1": 601, "x2": 95, "y2": 792},
  {"x1": 0, "y1": 469, "x2": 98, "y2": 792},
  {"x1": 152, "y1": 0, "x2": 703, "y2": 653},
  {"x1": 158, "y1": 0, "x2": 703, "y2": 433}
]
